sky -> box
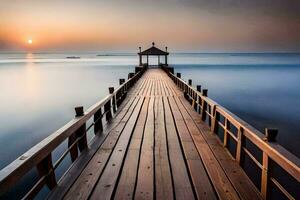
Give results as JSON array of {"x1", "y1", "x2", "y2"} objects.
[{"x1": 0, "y1": 0, "x2": 300, "y2": 52}]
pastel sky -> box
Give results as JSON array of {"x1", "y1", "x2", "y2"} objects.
[{"x1": 0, "y1": 0, "x2": 299, "y2": 52}]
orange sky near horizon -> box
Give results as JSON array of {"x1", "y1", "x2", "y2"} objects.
[{"x1": 0, "y1": 0, "x2": 300, "y2": 52}]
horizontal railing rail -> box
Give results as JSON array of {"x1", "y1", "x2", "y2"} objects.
[
  {"x1": 0, "y1": 66, "x2": 146, "y2": 199},
  {"x1": 161, "y1": 65, "x2": 300, "y2": 200}
]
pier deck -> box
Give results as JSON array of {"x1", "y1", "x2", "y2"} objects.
[{"x1": 51, "y1": 68, "x2": 261, "y2": 200}]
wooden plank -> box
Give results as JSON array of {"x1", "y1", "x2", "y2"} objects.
[
  {"x1": 168, "y1": 97, "x2": 219, "y2": 200},
  {"x1": 175, "y1": 95, "x2": 262, "y2": 200},
  {"x1": 89, "y1": 97, "x2": 145, "y2": 199},
  {"x1": 134, "y1": 97, "x2": 155, "y2": 200},
  {"x1": 63, "y1": 97, "x2": 141, "y2": 200},
  {"x1": 154, "y1": 97, "x2": 173, "y2": 199},
  {"x1": 163, "y1": 97, "x2": 195, "y2": 200},
  {"x1": 114, "y1": 98, "x2": 150, "y2": 199}
]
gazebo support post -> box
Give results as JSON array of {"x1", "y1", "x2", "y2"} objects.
[
  {"x1": 139, "y1": 55, "x2": 142, "y2": 66},
  {"x1": 139, "y1": 47, "x2": 142, "y2": 66},
  {"x1": 165, "y1": 55, "x2": 168, "y2": 65},
  {"x1": 165, "y1": 46, "x2": 168, "y2": 66},
  {"x1": 158, "y1": 55, "x2": 160, "y2": 65},
  {"x1": 147, "y1": 55, "x2": 149, "y2": 65}
]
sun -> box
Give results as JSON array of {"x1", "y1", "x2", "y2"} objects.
[{"x1": 27, "y1": 39, "x2": 33, "y2": 44}]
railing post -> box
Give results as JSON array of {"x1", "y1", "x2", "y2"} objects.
[
  {"x1": 263, "y1": 128, "x2": 278, "y2": 142},
  {"x1": 109, "y1": 87, "x2": 116, "y2": 113},
  {"x1": 188, "y1": 79, "x2": 192, "y2": 104},
  {"x1": 128, "y1": 73, "x2": 131, "y2": 88},
  {"x1": 104, "y1": 101, "x2": 112, "y2": 121},
  {"x1": 36, "y1": 154, "x2": 57, "y2": 190},
  {"x1": 261, "y1": 128, "x2": 278, "y2": 199},
  {"x1": 128, "y1": 73, "x2": 134, "y2": 88},
  {"x1": 223, "y1": 118, "x2": 229, "y2": 147},
  {"x1": 68, "y1": 106, "x2": 86, "y2": 161},
  {"x1": 211, "y1": 105, "x2": 217, "y2": 132},
  {"x1": 201, "y1": 89, "x2": 208, "y2": 121},
  {"x1": 196, "y1": 85, "x2": 201, "y2": 92},
  {"x1": 68, "y1": 132, "x2": 78, "y2": 162},
  {"x1": 176, "y1": 73, "x2": 181, "y2": 87},
  {"x1": 94, "y1": 107, "x2": 103, "y2": 134},
  {"x1": 119, "y1": 78, "x2": 126, "y2": 104},
  {"x1": 119, "y1": 78, "x2": 125, "y2": 85},
  {"x1": 75, "y1": 106, "x2": 88, "y2": 152},
  {"x1": 202, "y1": 89, "x2": 208, "y2": 97},
  {"x1": 236, "y1": 127, "x2": 245, "y2": 165},
  {"x1": 196, "y1": 85, "x2": 201, "y2": 112}
]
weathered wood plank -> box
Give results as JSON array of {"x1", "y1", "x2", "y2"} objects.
[
  {"x1": 168, "y1": 97, "x2": 219, "y2": 200},
  {"x1": 163, "y1": 97, "x2": 195, "y2": 200},
  {"x1": 154, "y1": 97, "x2": 173, "y2": 199},
  {"x1": 114, "y1": 97, "x2": 150, "y2": 199},
  {"x1": 134, "y1": 97, "x2": 155, "y2": 200},
  {"x1": 90, "y1": 97, "x2": 145, "y2": 200}
]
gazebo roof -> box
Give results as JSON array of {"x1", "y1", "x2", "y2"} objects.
[{"x1": 138, "y1": 42, "x2": 169, "y2": 56}]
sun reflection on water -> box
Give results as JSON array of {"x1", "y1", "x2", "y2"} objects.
[{"x1": 24, "y1": 53, "x2": 39, "y2": 101}]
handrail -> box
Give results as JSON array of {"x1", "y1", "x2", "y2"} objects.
[
  {"x1": 0, "y1": 65, "x2": 146, "y2": 198},
  {"x1": 161, "y1": 65, "x2": 300, "y2": 200}
]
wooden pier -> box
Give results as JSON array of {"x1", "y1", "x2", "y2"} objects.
[{"x1": 0, "y1": 45, "x2": 299, "y2": 200}]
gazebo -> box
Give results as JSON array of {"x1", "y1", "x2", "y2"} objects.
[{"x1": 138, "y1": 42, "x2": 169, "y2": 66}]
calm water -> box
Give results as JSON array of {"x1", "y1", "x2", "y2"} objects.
[{"x1": 0, "y1": 52, "x2": 299, "y2": 169}]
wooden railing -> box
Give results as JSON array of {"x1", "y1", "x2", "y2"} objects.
[
  {"x1": 0, "y1": 66, "x2": 146, "y2": 199},
  {"x1": 162, "y1": 66, "x2": 300, "y2": 200}
]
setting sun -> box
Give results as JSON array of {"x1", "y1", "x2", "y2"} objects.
[{"x1": 27, "y1": 39, "x2": 33, "y2": 44}]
